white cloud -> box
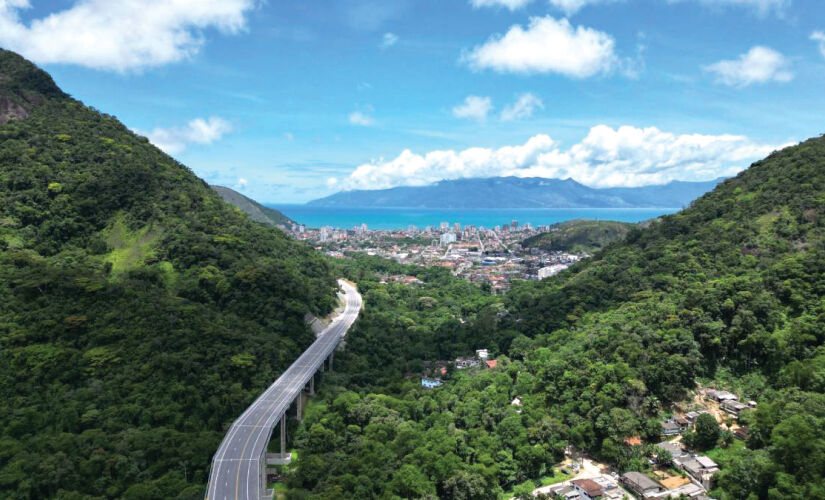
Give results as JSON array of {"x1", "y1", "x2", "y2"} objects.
[
  {"x1": 470, "y1": 0, "x2": 533, "y2": 10},
  {"x1": 452, "y1": 95, "x2": 493, "y2": 123},
  {"x1": 237, "y1": 178, "x2": 248, "y2": 189},
  {"x1": 462, "y1": 16, "x2": 617, "y2": 78},
  {"x1": 812, "y1": 31, "x2": 825, "y2": 59},
  {"x1": 142, "y1": 117, "x2": 233, "y2": 155},
  {"x1": 548, "y1": 0, "x2": 617, "y2": 15},
  {"x1": 704, "y1": 46, "x2": 793, "y2": 87},
  {"x1": 501, "y1": 93, "x2": 544, "y2": 121},
  {"x1": 0, "y1": 0, "x2": 255, "y2": 72},
  {"x1": 284, "y1": 132, "x2": 294, "y2": 141},
  {"x1": 349, "y1": 111, "x2": 375, "y2": 126},
  {"x1": 671, "y1": 0, "x2": 790, "y2": 17},
  {"x1": 336, "y1": 125, "x2": 789, "y2": 191},
  {"x1": 380, "y1": 32, "x2": 399, "y2": 49}
]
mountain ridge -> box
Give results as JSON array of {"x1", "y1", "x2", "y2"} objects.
[
  {"x1": 308, "y1": 176, "x2": 725, "y2": 208},
  {"x1": 211, "y1": 185, "x2": 293, "y2": 227}
]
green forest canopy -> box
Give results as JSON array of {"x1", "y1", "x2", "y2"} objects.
[
  {"x1": 521, "y1": 219, "x2": 634, "y2": 254},
  {"x1": 0, "y1": 49, "x2": 337, "y2": 499}
]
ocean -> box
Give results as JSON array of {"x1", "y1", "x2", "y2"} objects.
[{"x1": 267, "y1": 205, "x2": 680, "y2": 230}]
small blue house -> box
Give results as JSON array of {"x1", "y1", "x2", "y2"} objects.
[{"x1": 421, "y1": 378, "x2": 443, "y2": 389}]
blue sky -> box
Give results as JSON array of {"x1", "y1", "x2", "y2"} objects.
[{"x1": 2, "y1": 0, "x2": 824, "y2": 202}]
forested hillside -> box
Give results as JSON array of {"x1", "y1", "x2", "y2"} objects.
[
  {"x1": 0, "y1": 49, "x2": 337, "y2": 499},
  {"x1": 522, "y1": 219, "x2": 634, "y2": 254},
  {"x1": 289, "y1": 136, "x2": 825, "y2": 499}
]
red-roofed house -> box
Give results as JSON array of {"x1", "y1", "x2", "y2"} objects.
[
  {"x1": 485, "y1": 359, "x2": 498, "y2": 369},
  {"x1": 624, "y1": 436, "x2": 643, "y2": 446},
  {"x1": 571, "y1": 478, "x2": 604, "y2": 499}
]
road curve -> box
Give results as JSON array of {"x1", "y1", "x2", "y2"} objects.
[{"x1": 206, "y1": 280, "x2": 362, "y2": 500}]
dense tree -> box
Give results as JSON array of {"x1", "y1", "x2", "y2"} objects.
[
  {"x1": 693, "y1": 413, "x2": 721, "y2": 450},
  {"x1": 0, "y1": 49, "x2": 336, "y2": 498}
]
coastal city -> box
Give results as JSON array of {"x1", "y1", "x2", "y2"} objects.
[{"x1": 284, "y1": 220, "x2": 583, "y2": 293}]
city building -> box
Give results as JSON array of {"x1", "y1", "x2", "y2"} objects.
[{"x1": 440, "y1": 232, "x2": 456, "y2": 246}]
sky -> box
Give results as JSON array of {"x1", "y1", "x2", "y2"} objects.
[{"x1": 1, "y1": 0, "x2": 824, "y2": 203}]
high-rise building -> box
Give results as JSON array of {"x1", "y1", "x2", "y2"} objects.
[
  {"x1": 511, "y1": 219, "x2": 518, "y2": 230},
  {"x1": 454, "y1": 222, "x2": 461, "y2": 233},
  {"x1": 440, "y1": 232, "x2": 457, "y2": 246},
  {"x1": 440, "y1": 222, "x2": 449, "y2": 231}
]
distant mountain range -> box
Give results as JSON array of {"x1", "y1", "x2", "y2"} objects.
[
  {"x1": 307, "y1": 177, "x2": 725, "y2": 209},
  {"x1": 212, "y1": 185, "x2": 293, "y2": 226}
]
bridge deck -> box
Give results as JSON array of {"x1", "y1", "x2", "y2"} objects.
[{"x1": 206, "y1": 280, "x2": 362, "y2": 500}]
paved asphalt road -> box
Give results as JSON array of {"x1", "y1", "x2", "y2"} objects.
[{"x1": 206, "y1": 280, "x2": 362, "y2": 500}]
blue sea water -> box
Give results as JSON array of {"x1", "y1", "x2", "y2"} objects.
[{"x1": 267, "y1": 205, "x2": 680, "y2": 230}]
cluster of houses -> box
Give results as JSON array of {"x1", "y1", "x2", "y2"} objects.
[
  {"x1": 421, "y1": 349, "x2": 498, "y2": 389},
  {"x1": 656, "y1": 441, "x2": 719, "y2": 490},
  {"x1": 620, "y1": 468, "x2": 714, "y2": 500},
  {"x1": 704, "y1": 389, "x2": 756, "y2": 417},
  {"x1": 662, "y1": 389, "x2": 756, "y2": 437}
]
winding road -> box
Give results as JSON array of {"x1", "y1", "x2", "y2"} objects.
[{"x1": 206, "y1": 280, "x2": 362, "y2": 500}]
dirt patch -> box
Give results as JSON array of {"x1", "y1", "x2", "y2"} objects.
[
  {"x1": 659, "y1": 474, "x2": 690, "y2": 490},
  {"x1": 0, "y1": 96, "x2": 28, "y2": 125}
]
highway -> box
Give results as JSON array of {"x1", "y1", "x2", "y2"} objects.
[{"x1": 206, "y1": 280, "x2": 362, "y2": 500}]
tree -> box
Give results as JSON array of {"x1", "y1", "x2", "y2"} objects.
[
  {"x1": 656, "y1": 447, "x2": 673, "y2": 467},
  {"x1": 390, "y1": 465, "x2": 435, "y2": 499},
  {"x1": 694, "y1": 414, "x2": 720, "y2": 450}
]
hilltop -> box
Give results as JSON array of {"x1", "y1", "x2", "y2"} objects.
[
  {"x1": 308, "y1": 176, "x2": 723, "y2": 209},
  {"x1": 522, "y1": 219, "x2": 635, "y2": 254},
  {"x1": 0, "y1": 49, "x2": 337, "y2": 498}
]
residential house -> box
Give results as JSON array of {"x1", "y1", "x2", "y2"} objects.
[
  {"x1": 624, "y1": 436, "x2": 643, "y2": 447},
  {"x1": 420, "y1": 378, "x2": 443, "y2": 389},
  {"x1": 591, "y1": 476, "x2": 624, "y2": 500},
  {"x1": 621, "y1": 472, "x2": 666, "y2": 499},
  {"x1": 570, "y1": 478, "x2": 605, "y2": 499},
  {"x1": 454, "y1": 356, "x2": 480, "y2": 369},
  {"x1": 657, "y1": 441, "x2": 688, "y2": 462},
  {"x1": 662, "y1": 419, "x2": 682, "y2": 436},
  {"x1": 684, "y1": 410, "x2": 708, "y2": 423},
  {"x1": 648, "y1": 481, "x2": 706, "y2": 499},
  {"x1": 546, "y1": 484, "x2": 581, "y2": 500},
  {"x1": 721, "y1": 400, "x2": 750, "y2": 416},
  {"x1": 681, "y1": 456, "x2": 719, "y2": 490},
  {"x1": 706, "y1": 390, "x2": 738, "y2": 403}
]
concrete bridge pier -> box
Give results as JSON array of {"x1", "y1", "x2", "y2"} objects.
[{"x1": 280, "y1": 414, "x2": 287, "y2": 456}]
